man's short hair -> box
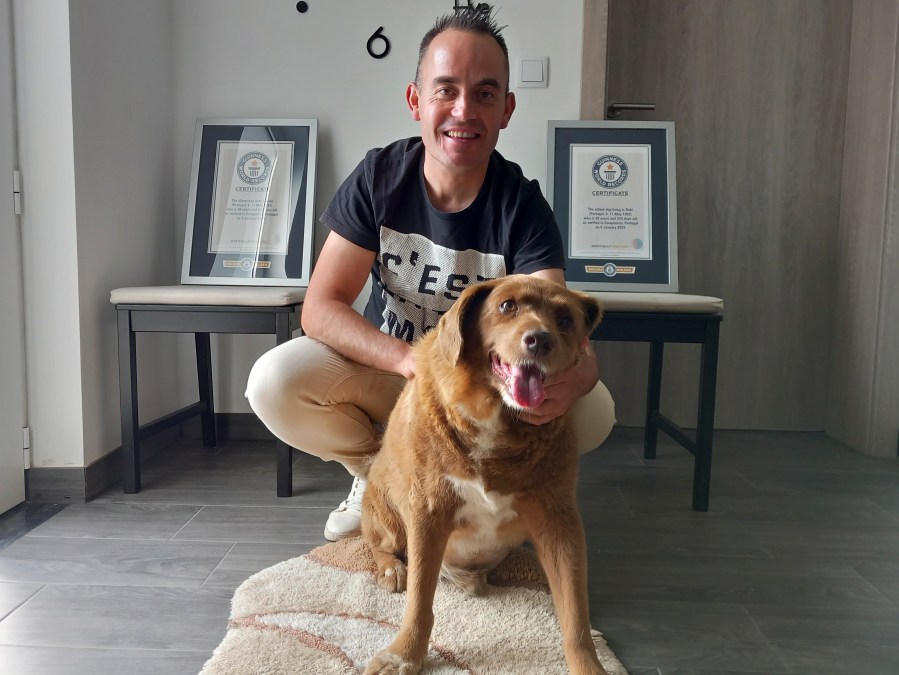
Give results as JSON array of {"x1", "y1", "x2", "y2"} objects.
[{"x1": 414, "y1": 6, "x2": 510, "y2": 91}]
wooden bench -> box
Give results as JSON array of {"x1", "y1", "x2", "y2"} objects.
[{"x1": 110, "y1": 285, "x2": 305, "y2": 497}]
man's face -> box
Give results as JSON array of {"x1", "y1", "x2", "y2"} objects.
[{"x1": 407, "y1": 29, "x2": 515, "y2": 176}]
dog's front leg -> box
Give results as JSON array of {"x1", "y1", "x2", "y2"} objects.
[
  {"x1": 364, "y1": 511, "x2": 452, "y2": 675},
  {"x1": 525, "y1": 502, "x2": 608, "y2": 675}
]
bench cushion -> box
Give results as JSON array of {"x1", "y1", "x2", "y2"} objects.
[
  {"x1": 587, "y1": 292, "x2": 723, "y2": 314},
  {"x1": 110, "y1": 285, "x2": 306, "y2": 307}
]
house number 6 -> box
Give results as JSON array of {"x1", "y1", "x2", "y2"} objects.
[{"x1": 367, "y1": 26, "x2": 391, "y2": 59}]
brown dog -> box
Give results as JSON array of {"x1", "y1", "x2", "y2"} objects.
[{"x1": 361, "y1": 275, "x2": 608, "y2": 675}]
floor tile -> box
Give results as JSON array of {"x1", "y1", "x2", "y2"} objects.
[
  {"x1": 24, "y1": 503, "x2": 201, "y2": 540},
  {"x1": 0, "y1": 581, "x2": 43, "y2": 621},
  {"x1": 747, "y1": 603, "x2": 899, "y2": 674},
  {"x1": 591, "y1": 599, "x2": 789, "y2": 673},
  {"x1": 0, "y1": 584, "x2": 231, "y2": 650},
  {"x1": 0, "y1": 645, "x2": 210, "y2": 675},
  {"x1": 0, "y1": 503, "x2": 65, "y2": 552},
  {"x1": 172, "y1": 505, "x2": 333, "y2": 544},
  {"x1": 740, "y1": 519, "x2": 899, "y2": 559},
  {"x1": 0, "y1": 537, "x2": 232, "y2": 586},
  {"x1": 849, "y1": 558, "x2": 899, "y2": 607},
  {"x1": 202, "y1": 542, "x2": 315, "y2": 589},
  {"x1": 590, "y1": 554, "x2": 894, "y2": 610}
]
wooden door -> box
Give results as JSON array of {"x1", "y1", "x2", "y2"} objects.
[{"x1": 590, "y1": 0, "x2": 852, "y2": 429}]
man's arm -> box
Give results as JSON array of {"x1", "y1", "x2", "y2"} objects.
[
  {"x1": 522, "y1": 268, "x2": 601, "y2": 425},
  {"x1": 301, "y1": 232, "x2": 416, "y2": 379}
]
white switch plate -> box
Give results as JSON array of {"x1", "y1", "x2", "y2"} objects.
[{"x1": 516, "y1": 56, "x2": 548, "y2": 88}]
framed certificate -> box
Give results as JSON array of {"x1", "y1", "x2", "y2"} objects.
[
  {"x1": 547, "y1": 121, "x2": 678, "y2": 291},
  {"x1": 181, "y1": 118, "x2": 318, "y2": 286}
]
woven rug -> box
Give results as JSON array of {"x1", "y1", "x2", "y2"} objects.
[{"x1": 200, "y1": 537, "x2": 627, "y2": 675}]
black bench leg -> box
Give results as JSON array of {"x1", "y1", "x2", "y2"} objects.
[
  {"x1": 118, "y1": 310, "x2": 141, "y2": 493},
  {"x1": 275, "y1": 311, "x2": 294, "y2": 497},
  {"x1": 277, "y1": 441, "x2": 292, "y2": 497},
  {"x1": 692, "y1": 321, "x2": 720, "y2": 512},
  {"x1": 195, "y1": 333, "x2": 217, "y2": 447},
  {"x1": 644, "y1": 341, "x2": 664, "y2": 460}
]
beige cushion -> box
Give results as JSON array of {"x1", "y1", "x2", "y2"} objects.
[
  {"x1": 586, "y1": 291, "x2": 723, "y2": 314},
  {"x1": 110, "y1": 285, "x2": 305, "y2": 307}
]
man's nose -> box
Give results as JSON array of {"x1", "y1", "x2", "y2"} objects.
[{"x1": 452, "y1": 92, "x2": 477, "y2": 120}]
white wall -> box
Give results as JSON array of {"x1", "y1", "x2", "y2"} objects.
[
  {"x1": 170, "y1": 0, "x2": 586, "y2": 412},
  {"x1": 69, "y1": 0, "x2": 176, "y2": 465}
]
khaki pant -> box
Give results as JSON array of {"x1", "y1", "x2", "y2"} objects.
[{"x1": 246, "y1": 336, "x2": 616, "y2": 476}]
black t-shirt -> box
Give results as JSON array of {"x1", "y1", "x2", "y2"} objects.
[{"x1": 321, "y1": 137, "x2": 564, "y2": 343}]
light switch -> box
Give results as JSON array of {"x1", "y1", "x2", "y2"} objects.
[{"x1": 517, "y1": 57, "x2": 548, "y2": 88}]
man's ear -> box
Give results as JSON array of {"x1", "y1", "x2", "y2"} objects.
[
  {"x1": 436, "y1": 280, "x2": 497, "y2": 366},
  {"x1": 407, "y1": 83, "x2": 421, "y2": 121},
  {"x1": 501, "y1": 91, "x2": 516, "y2": 129}
]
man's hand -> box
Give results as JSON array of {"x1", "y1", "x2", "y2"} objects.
[
  {"x1": 398, "y1": 344, "x2": 416, "y2": 380},
  {"x1": 520, "y1": 339, "x2": 599, "y2": 426}
]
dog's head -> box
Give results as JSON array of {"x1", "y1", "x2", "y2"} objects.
[{"x1": 435, "y1": 275, "x2": 602, "y2": 411}]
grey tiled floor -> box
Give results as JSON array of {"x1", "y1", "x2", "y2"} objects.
[{"x1": 0, "y1": 428, "x2": 898, "y2": 674}]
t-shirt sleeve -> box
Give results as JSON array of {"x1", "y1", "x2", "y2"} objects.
[
  {"x1": 319, "y1": 152, "x2": 380, "y2": 252},
  {"x1": 509, "y1": 185, "x2": 566, "y2": 275}
]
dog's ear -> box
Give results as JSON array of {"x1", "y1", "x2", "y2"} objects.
[
  {"x1": 578, "y1": 292, "x2": 603, "y2": 335},
  {"x1": 437, "y1": 279, "x2": 498, "y2": 366}
]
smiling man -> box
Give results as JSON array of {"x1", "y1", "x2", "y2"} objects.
[{"x1": 246, "y1": 7, "x2": 616, "y2": 542}]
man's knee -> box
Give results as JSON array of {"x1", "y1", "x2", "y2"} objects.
[
  {"x1": 245, "y1": 336, "x2": 325, "y2": 423},
  {"x1": 245, "y1": 356, "x2": 284, "y2": 435},
  {"x1": 574, "y1": 380, "x2": 616, "y2": 455}
]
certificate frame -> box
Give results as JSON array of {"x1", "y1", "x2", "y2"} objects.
[
  {"x1": 547, "y1": 120, "x2": 678, "y2": 292},
  {"x1": 181, "y1": 117, "x2": 318, "y2": 286}
]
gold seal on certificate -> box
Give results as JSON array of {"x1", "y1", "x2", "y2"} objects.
[
  {"x1": 569, "y1": 144, "x2": 652, "y2": 260},
  {"x1": 208, "y1": 140, "x2": 296, "y2": 255}
]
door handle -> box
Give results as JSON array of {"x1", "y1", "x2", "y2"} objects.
[{"x1": 606, "y1": 102, "x2": 656, "y2": 119}]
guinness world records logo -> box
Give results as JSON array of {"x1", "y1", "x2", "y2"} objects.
[
  {"x1": 237, "y1": 151, "x2": 272, "y2": 185},
  {"x1": 592, "y1": 155, "x2": 628, "y2": 189}
]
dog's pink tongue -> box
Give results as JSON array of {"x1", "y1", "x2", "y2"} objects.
[{"x1": 511, "y1": 365, "x2": 546, "y2": 408}]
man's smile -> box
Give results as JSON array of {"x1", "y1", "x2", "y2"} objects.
[{"x1": 445, "y1": 130, "x2": 479, "y2": 139}]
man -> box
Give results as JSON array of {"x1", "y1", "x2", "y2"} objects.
[{"x1": 246, "y1": 8, "x2": 615, "y2": 541}]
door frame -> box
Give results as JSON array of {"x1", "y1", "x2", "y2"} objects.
[{"x1": 0, "y1": 0, "x2": 28, "y2": 515}]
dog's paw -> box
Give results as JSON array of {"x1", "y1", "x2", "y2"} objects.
[
  {"x1": 376, "y1": 560, "x2": 407, "y2": 593},
  {"x1": 363, "y1": 650, "x2": 419, "y2": 675}
]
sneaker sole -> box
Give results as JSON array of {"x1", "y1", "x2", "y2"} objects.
[{"x1": 323, "y1": 526, "x2": 362, "y2": 542}]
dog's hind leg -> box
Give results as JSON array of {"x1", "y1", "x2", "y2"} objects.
[{"x1": 362, "y1": 486, "x2": 408, "y2": 593}]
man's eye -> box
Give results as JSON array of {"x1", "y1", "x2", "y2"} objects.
[
  {"x1": 479, "y1": 90, "x2": 495, "y2": 100},
  {"x1": 499, "y1": 300, "x2": 517, "y2": 313}
]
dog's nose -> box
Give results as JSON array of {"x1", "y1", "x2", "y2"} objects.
[{"x1": 523, "y1": 330, "x2": 552, "y2": 356}]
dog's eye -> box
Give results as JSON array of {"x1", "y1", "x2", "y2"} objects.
[
  {"x1": 558, "y1": 315, "x2": 573, "y2": 330},
  {"x1": 499, "y1": 300, "x2": 517, "y2": 314}
]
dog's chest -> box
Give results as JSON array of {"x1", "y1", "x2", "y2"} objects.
[{"x1": 445, "y1": 475, "x2": 519, "y2": 551}]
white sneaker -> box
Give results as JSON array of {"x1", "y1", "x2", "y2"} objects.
[{"x1": 323, "y1": 476, "x2": 368, "y2": 541}]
